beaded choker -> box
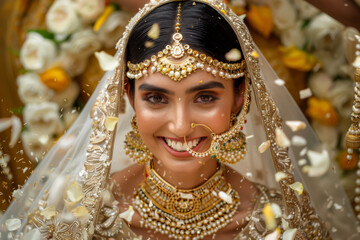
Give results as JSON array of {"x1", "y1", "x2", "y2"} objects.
[
  {"x1": 133, "y1": 163, "x2": 241, "y2": 240},
  {"x1": 126, "y1": 3, "x2": 246, "y2": 82}
]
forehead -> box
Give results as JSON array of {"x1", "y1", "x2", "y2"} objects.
[{"x1": 134, "y1": 70, "x2": 234, "y2": 91}]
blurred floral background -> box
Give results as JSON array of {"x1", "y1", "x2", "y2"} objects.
[{"x1": 0, "y1": 0, "x2": 359, "y2": 216}]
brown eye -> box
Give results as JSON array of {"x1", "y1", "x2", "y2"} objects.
[
  {"x1": 144, "y1": 94, "x2": 168, "y2": 104},
  {"x1": 195, "y1": 94, "x2": 218, "y2": 104}
]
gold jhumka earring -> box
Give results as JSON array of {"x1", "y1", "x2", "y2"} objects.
[
  {"x1": 345, "y1": 34, "x2": 360, "y2": 220},
  {"x1": 124, "y1": 115, "x2": 153, "y2": 164}
]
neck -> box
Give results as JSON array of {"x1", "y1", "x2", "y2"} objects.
[{"x1": 152, "y1": 158, "x2": 219, "y2": 189}]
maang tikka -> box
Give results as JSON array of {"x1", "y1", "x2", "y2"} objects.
[{"x1": 124, "y1": 115, "x2": 153, "y2": 165}]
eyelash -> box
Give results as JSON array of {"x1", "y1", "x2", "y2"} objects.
[{"x1": 142, "y1": 93, "x2": 219, "y2": 105}]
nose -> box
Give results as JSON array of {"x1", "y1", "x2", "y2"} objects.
[{"x1": 168, "y1": 103, "x2": 192, "y2": 137}]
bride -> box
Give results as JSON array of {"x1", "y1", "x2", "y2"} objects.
[{"x1": 1, "y1": 0, "x2": 359, "y2": 239}]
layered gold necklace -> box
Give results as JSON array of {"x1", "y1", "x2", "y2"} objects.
[{"x1": 133, "y1": 163, "x2": 241, "y2": 240}]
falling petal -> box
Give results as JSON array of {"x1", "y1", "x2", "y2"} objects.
[
  {"x1": 264, "y1": 228, "x2": 281, "y2": 240},
  {"x1": 283, "y1": 228, "x2": 297, "y2": 240},
  {"x1": 281, "y1": 218, "x2": 289, "y2": 230},
  {"x1": 73, "y1": 206, "x2": 90, "y2": 223},
  {"x1": 291, "y1": 136, "x2": 307, "y2": 147},
  {"x1": 40, "y1": 206, "x2": 56, "y2": 220},
  {"x1": 0, "y1": 118, "x2": 12, "y2": 132},
  {"x1": 298, "y1": 159, "x2": 307, "y2": 166},
  {"x1": 145, "y1": 41, "x2": 154, "y2": 48},
  {"x1": 353, "y1": 56, "x2": 360, "y2": 68},
  {"x1": 258, "y1": 140, "x2": 270, "y2": 153},
  {"x1": 333, "y1": 203, "x2": 343, "y2": 211},
  {"x1": 306, "y1": 150, "x2": 330, "y2": 177},
  {"x1": 105, "y1": 116, "x2": 119, "y2": 131},
  {"x1": 274, "y1": 79, "x2": 285, "y2": 86},
  {"x1": 250, "y1": 50, "x2": 259, "y2": 58},
  {"x1": 275, "y1": 128, "x2": 290, "y2": 147},
  {"x1": 66, "y1": 181, "x2": 83, "y2": 203},
  {"x1": 219, "y1": 191, "x2": 233, "y2": 204},
  {"x1": 148, "y1": 23, "x2": 160, "y2": 40},
  {"x1": 275, "y1": 172, "x2": 288, "y2": 182},
  {"x1": 225, "y1": 48, "x2": 242, "y2": 62},
  {"x1": 263, "y1": 203, "x2": 276, "y2": 230},
  {"x1": 95, "y1": 51, "x2": 119, "y2": 71},
  {"x1": 5, "y1": 218, "x2": 21, "y2": 231},
  {"x1": 59, "y1": 135, "x2": 76, "y2": 150},
  {"x1": 289, "y1": 182, "x2": 303, "y2": 195},
  {"x1": 299, "y1": 88, "x2": 312, "y2": 99},
  {"x1": 285, "y1": 121, "x2": 306, "y2": 132},
  {"x1": 119, "y1": 206, "x2": 135, "y2": 223},
  {"x1": 271, "y1": 203, "x2": 282, "y2": 218},
  {"x1": 299, "y1": 147, "x2": 307, "y2": 156},
  {"x1": 22, "y1": 229, "x2": 41, "y2": 239},
  {"x1": 12, "y1": 188, "x2": 23, "y2": 199}
]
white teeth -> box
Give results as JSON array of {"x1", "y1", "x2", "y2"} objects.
[{"x1": 164, "y1": 138, "x2": 201, "y2": 152}]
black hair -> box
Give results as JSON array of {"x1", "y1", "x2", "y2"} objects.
[{"x1": 126, "y1": 1, "x2": 244, "y2": 94}]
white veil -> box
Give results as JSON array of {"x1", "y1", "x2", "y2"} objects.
[{"x1": 0, "y1": 0, "x2": 359, "y2": 239}]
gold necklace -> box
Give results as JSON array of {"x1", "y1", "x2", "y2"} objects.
[{"x1": 133, "y1": 163, "x2": 241, "y2": 240}]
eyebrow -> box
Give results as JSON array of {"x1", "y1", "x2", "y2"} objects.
[
  {"x1": 138, "y1": 83, "x2": 175, "y2": 95},
  {"x1": 185, "y1": 81, "x2": 224, "y2": 93}
]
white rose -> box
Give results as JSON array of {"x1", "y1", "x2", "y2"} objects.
[
  {"x1": 17, "y1": 73, "x2": 54, "y2": 104},
  {"x1": 270, "y1": 0, "x2": 297, "y2": 30},
  {"x1": 75, "y1": 0, "x2": 105, "y2": 23},
  {"x1": 24, "y1": 102, "x2": 64, "y2": 135},
  {"x1": 306, "y1": 14, "x2": 345, "y2": 51},
  {"x1": 46, "y1": 0, "x2": 81, "y2": 35},
  {"x1": 293, "y1": 0, "x2": 319, "y2": 20},
  {"x1": 314, "y1": 49, "x2": 346, "y2": 77},
  {"x1": 280, "y1": 21, "x2": 305, "y2": 48},
  {"x1": 21, "y1": 131, "x2": 52, "y2": 162},
  {"x1": 308, "y1": 71, "x2": 333, "y2": 99},
  {"x1": 328, "y1": 79, "x2": 354, "y2": 119},
  {"x1": 98, "y1": 11, "x2": 132, "y2": 49},
  {"x1": 20, "y1": 32, "x2": 57, "y2": 72},
  {"x1": 57, "y1": 29, "x2": 101, "y2": 76},
  {"x1": 52, "y1": 82, "x2": 80, "y2": 108},
  {"x1": 311, "y1": 121, "x2": 338, "y2": 149}
]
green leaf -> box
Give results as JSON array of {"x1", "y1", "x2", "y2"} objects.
[
  {"x1": 8, "y1": 48, "x2": 20, "y2": 57},
  {"x1": 10, "y1": 107, "x2": 24, "y2": 115},
  {"x1": 27, "y1": 29, "x2": 55, "y2": 40}
]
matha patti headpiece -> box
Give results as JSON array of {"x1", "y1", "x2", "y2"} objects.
[{"x1": 126, "y1": 2, "x2": 246, "y2": 81}]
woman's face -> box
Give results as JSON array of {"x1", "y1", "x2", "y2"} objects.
[{"x1": 130, "y1": 69, "x2": 243, "y2": 173}]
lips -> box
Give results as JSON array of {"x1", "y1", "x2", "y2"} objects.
[{"x1": 164, "y1": 137, "x2": 201, "y2": 152}]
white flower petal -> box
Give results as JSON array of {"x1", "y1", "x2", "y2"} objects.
[
  {"x1": 23, "y1": 228, "x2": 41, "y2": 240},
  {"x1": 353, "y1": 56, "x2": 360, "y2": 68},
  {"x1": 299, "y1": 88, "x2": 312, "y2": 99},
  {"x1": 12, "y1": 188, "x2": 23, "y2": 199},
  {"x1": 285, "y1": 121, "x2": 306, "y2": 132},
  {"x1": 306, "y1": 150, "x2": 330, "y2": 177},
  {"x1": 9, "y1": 116, "x2": 22, "y2": 148},
  {"x1": 41, "y1": 206, "x2": 56, "y2": 220},
  {"x1": 291, "y1": 136, "x2": 307, "y2": 147},
  {"x1": 5, "y1": 218, "x2": 21, "y2": 231},
  {"x1": 66, "y1": 181, "x2": 83, "y2": 203},
  {"x1": 119, "y1": 206, "x2": 135, "y2": 223},
  {"x1": 94, "y1": 51, "x2": 119, "y2": 71},
  {"x1": 105, "y1": 116, "x2": 119, "y2": 131},
  {"x1": 265, "y1": 228, "x2": 281, "y2": 240},
  {"x1": 298, "y1": 159, "x2": 307, "y2": 166},
  {"x1": 219, "y1": 191, "x2": 233, "y2": 204},
  {"x1": 225, "y1": 48, "x2": 242, "y2": 62},
  {"x1": 275, "y1": 128, "x2": 290, "y2": 147},
  {"x1": 289, "y1": 182, "x2": 303, "y2": 195},
  {"x1": 271, "y1": 203, "x2": 282, "y2": 218},
  {"x1": 148, "y1": 23, "x2": 160, "y2": 40},
  {"x1": 0, "y1": 118, "x2": 12, "y2": 132},
  {"x1": 274, "y1": 79, "x2": 285, "y2": 86},
  {"x1": 283, "y1": 228, "x2": 297, "y2": 240},
  {"x1": 258, "y1": 140, "x2": 270, "y2": 153},
  {"x1": 275, "y1": 172, "x2": 288, "y2": 182}
]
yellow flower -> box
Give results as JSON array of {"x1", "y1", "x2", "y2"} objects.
[
  {"x1": 280, "y1": 46, "x2": 317, "y2": 71},
  {"x1": 93, "y1": 4, "x2": 117, "y2": 32},
  {"x1": 40, "y1": 67, "x2": 71, "y2": 92},
  {"x1": 306, "y1": 97, "x2": 339, "y2": 126},
  {"x1": 247, "y1": 4, "x2": 274, "y2": 38}
]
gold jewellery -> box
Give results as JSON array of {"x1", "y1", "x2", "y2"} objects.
[
  {"x1": 126, "y1": 2, "x2": 246, "y2": 82},
  {"x1": 124, "y1": 115, "x2": 153, "y2": 165},
  {"x1": 133, "y1": 162, "x2": 241, "y2": 240}
]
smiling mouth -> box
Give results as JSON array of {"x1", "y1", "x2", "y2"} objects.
[{"x1": 163, "y1": 137, "x2": 201, "y2": 152}]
